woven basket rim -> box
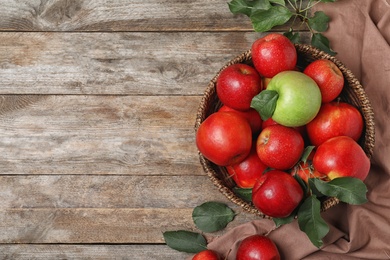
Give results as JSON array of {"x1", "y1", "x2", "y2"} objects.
[{"x1": 195, "y1": 43, "x2": 375, "y2": 218}]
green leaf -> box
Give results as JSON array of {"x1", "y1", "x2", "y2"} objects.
[
  {"x1": 273, "y1": 211, "x2": 296, "y2": 227},
  {"x1": 233, "y1": 187, "x2": 252, "y2": 202},
  {"x1": 163, "y1": 230, "x2": 207, "y2": 253},
  {"x1": 228, "y1": 0, "x2": 253, "y2": 16},
  {"x1": 311, "y1": 33, "x2": 337, "y2": 55},
  {"x1": 269, "y1": 0, "x2": 286, "y2": 6},
  {"x1": 301, "y1": 146, "x2": 315, "y2": 164},
  {"x1": 310, "y1": 177, "x2": 368, "y2": 205},
  {"x1": 192, "y1": 202, "x2": 236, "y2": 233},
  {"x1": 251, "y1": 0, "x2": 272, "y2": 13},
  {"x1": 308, "y1": 11, "x2": 330, "y2": 32},
  {"x1": 298, "y1": 195, "x2": 330, "y2": 248},
  {"x1": 283, "y1": 30, "x2": 300, "y2": 43},
  {"x1": 250, "y1": 6, "x2": 293, "y2": 32},
  {"x1": 250, "y1": 89, "x2": 279, "y2": 120}
]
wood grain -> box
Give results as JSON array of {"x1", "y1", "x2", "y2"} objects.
[
  {"x1": 0, "y1": 95, "x2": 202, "y2": 175},
  {"x1": 0, "y1": 31, "x2": 311, "y2": 95},
  {"x1": 0, "y1": 175, "x2": 231, "y2": 209},
  {"x1": 0, "y1": 208, "x2": 259, "y2": 243},
  {"x1": 0, "y1": 0, "x2": 310, "y2": 32},
  {"x1": 0, "y1": 244, "x2": 190, "y2": 259}
]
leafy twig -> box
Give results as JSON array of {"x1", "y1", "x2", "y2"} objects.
[{"x1": 228, "y1": 0, "x2": 337, "y2": 55}]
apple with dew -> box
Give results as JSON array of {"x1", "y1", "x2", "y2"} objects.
[
  {"x1": 219, "y1": 105, "x2": 262, "y2": 136},
  {"x1": 192, "y1": 249, "x2": 221, "y2": 260},
  {"x1": 236, "y1": 234, "x2": 281, "y2": 260},
  {"x1": 304, "y1": 59, "x2": 344, "y2": 103},
  {"x1": 196, "y1": 111, "x2": 252, "y2": 166},
  {"x1": 252, "y1": 170, "x2": 304, "y2": 218},
  {"x1": 251, "y1": 33, "x2": 297, "y2": 78},
  {"x1": 306, "y1": 101, "x2": 364, "y2": 147},
  {"x1": 256, "y1": 125, "x2": 304, "y2": 170},
  {"x1": 227, "y1": 144, "x2": 268, "y2": 188},
  {"x1": 216, "y1": 63, "x2": 263, "y2": 111},
  {"x1": 266, "y1": 71, "x2": 322, "y2": 127},
  {"x1": 313, "y1": 136, "x2": 370, "y2": 181}
]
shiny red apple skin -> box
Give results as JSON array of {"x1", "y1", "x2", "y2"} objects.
[
  {"x1": 313, "y1": 136, "x2": 370, "y2": 181},
  {"x1": 219, "y1": 105, "x2": 262, "y2": 136},
  {"x1": 192, "y1": 249, "x2": 221, "y2": 260},
  {"x1": 304, "y1": 59, "x2": 344, "y2": 103},
  {"x1": 216, "y1": 63, "x2": 262, "y2": 111},
  {"x1": 306, "y1": 102, "x2": 364, "y2": 147},
  {"x1": 251, "y1": 33, "x2": 297, "y2": 78},
  {"x1": 252, "y1": 170, "x2": 304, "y2": 218},
  {"x1": 256, "y1": 125, "x2": 304, "y2": 170},
  {"x1": 236, "y1": 234, "x2": 281, "y2": 260},
  {"x1": 196, "y1": 111, "x2": 252, "y2": 166},
  {"x1": 227, "y1": 144, "x2": 268, "y2": 188}
]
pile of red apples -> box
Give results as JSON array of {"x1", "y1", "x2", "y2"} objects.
[{"x1": 196, "y1": 33, "x2": 370, "y2": 220}]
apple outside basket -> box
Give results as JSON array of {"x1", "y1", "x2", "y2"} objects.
[{"x1": 194, "y1": 44, "x2": 375, "y2": 218}]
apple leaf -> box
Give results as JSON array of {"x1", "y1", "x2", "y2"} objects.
[
  {"x1": 250, "y1": 89, "x2": 279, "y2": 120},
  {"x1": 297, "y1": 195, "x2": 329, "y2": 248},
  {"x1": 192, "y1": 201, "x2": 236, "y2": 233},
  {"x1": 228, "y1": 0, "x2": 253, "y2": 17},
  {"x1": 251, "y1": 0, "x2": 272, "y2": 13},
  {"x1": 233, "y1": 187, "x2": 252, "y2": 202},
  {"x1": 273, "y1": 210, "x2": 297, "y2": 228},
  {"x1": 309, "y1": 177, "x2": 368, "y2": 205},
  {"x1": 301, "y1": 146, "x2": 315, "y2": 164},
  {"x1": 250, "y1": 6, "x2": 293, "y2": 32},
  {"x1": 308, "y1": 11, "x2": 330, "y2": 32},
  {"x1": 269, "y1": 0, "x2": 286, "y2": 6},
  {"x1": 163, "y1": 230, "x2": 207, "y2": 253},
  {"x1": 284, "y1": 29, "x2": 300, "y2": 43},
  {"x1": 311, "y1": 33, "x2": 337, "y2": 56}
]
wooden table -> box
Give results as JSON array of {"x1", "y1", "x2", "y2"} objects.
[{"x1": 0, "y1": 1, "x2": 310, "y2": 258}]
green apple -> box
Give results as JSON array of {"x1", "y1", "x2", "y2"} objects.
[{"x1": 252, "y1": 71, "x2": 321, "y2": 127}]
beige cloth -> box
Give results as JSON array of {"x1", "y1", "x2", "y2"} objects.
[{"x1": 207, "y1": 0, "x2": 390, "y2": 259}]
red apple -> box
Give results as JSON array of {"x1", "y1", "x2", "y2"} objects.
[
  {"x1": 251, "y1": 33, "x2": 297, "y2": 78},
  {"x1": 216, "y1": 63, "x2": 262, "y2": 111},
  {"x1": 219, "y1": 105, "x2": 262, "y2": 136},
  {"x1": 227, "y1": 144, "x2": 268, "y2": 188},
  {"x1": 192, "y1": 249, "x2": 220, "y2": 260},
  {"x1": 306, "y1": 102, "x2": 364, "y2": 147},
  {"x1": 256, "y1": 125, "x2": 304, "y2": 170},
  {"x1": 304, "y1": 59, "x2": 344, "y2": 103},
  {"x1": 262, "y1": 77, "x2": 272, "y2": 89},
  {"x1": 236, "y1": 234, "x2": 280, "y2": 260},
  {"x1": 196, "y1": 111, "x2": 252, "y2": 166},
  {"x1": 313, "y1": 136, "x2": 370, "y2": 181},
  {"x1": 252, "y1": 170, "x2": 304, "y2": 218}
]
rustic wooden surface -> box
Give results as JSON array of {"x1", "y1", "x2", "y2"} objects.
[{"x1": 0, "y1": 1, "x2": 310, "y2": 259}]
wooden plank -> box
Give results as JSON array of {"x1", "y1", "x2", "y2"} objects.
[
  {"x1": 0, "y1": 208, "x2": 259, "y2": 243},
  {"x1": 0, "y1": 31, "x2": 310, "y2": 95},
  {"x1": 0, "y1": 31, "x2": 256, "y2": 95},
  {"x1": 0, "y1": 175, "x2": 232, "y2": 209},
  {"x1": 0, "y1": 0, "x2": 309, "y2": 32},
  {"x1": 0, "y1": 95, "x2": 202, "y2": 175},
  {"x1": 0, "y1": 244, "x2": 191, "y2": 259}
]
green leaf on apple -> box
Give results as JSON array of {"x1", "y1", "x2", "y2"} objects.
[
  {"x1": 163, "y1": 230, "x2": 207, "y2": 253},
  {"x1": 311, "y1": 33, "x2": 337, "y2": 56},
  {"x1": 309, "y1": 177, "x2": 368, "y2": 205},
  {"x1": 192, "y1": 201, "x2": 236, "y2": 233},
  {"x1": 297, "y1": 195, "x2": 330, "y2": 248},
  {"x1": 250, "y1": 89, "x2": 279, "y2": 120},
  {"x1": 250, "y1": 6, "x2": 293, "y2": 32},
  {"x1": 233, "y1": 187, "x2": 252, "y2": 202},
  {"x1": 301, "y1": 146, "x2": 315, "y2": 164},
  {"x1": 308, "y1": 11, "x2": 330, "y2": 32}
]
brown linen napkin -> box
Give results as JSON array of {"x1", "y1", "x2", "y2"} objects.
[{"x1": 206, "y1": 0, "x2": 390, "y2": 259}]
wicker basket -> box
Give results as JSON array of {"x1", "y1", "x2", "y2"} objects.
[{"x1": 195, "y1": 44, "x2": 375, "y2": 218}]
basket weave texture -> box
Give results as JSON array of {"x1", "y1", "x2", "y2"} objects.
[{"x1": 195, "y1": 44, "x2": 375, "y2": 218}]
